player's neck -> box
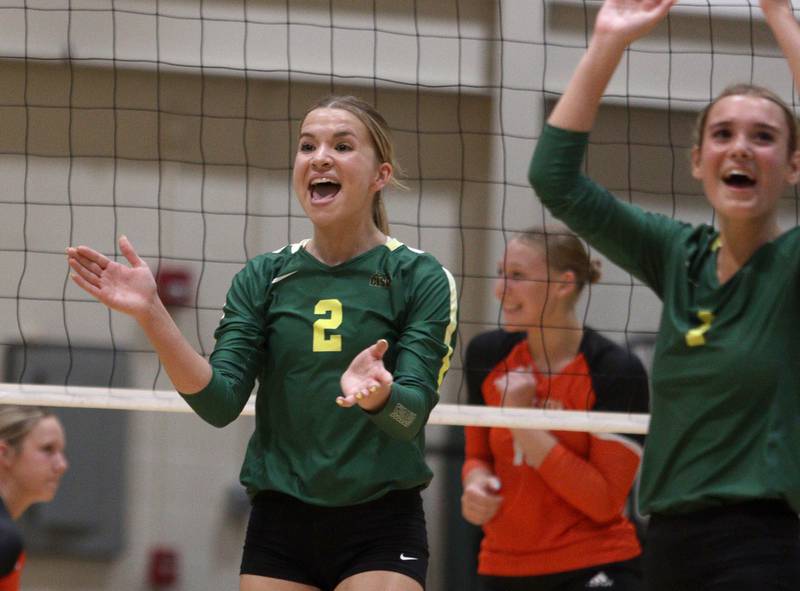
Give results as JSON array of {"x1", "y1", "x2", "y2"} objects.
[
  {"x1": 526, "y1": 317, "x2": 583, "y2": 375},
  {"x1": 308, "y1": 226, "x2": 386, "y2": 266},
  {"x1": 0, "y1": 483, "x2": 29, "y2": 520},
  {"x1": 716, "y1": 217, "x2": 780, "y2": 284}
]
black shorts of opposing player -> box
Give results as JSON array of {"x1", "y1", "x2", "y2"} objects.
[
  {"x1": 241, "y1": 487, "x2": 429, "y2": 590},
  {"x1": 480, "y1": 557, "x2": 642, "y2": 591},
  {"x1": 643, "y1": 499, "x2": 800, "y2": 591}
]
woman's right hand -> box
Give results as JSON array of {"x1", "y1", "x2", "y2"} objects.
[
  {"x1": 495, "y1": 365, "x2": 537, "y2": 408},
  {"x1": 461, "y1": 471, "x2": 504, "y2": 526},
  {"x1": 66, "y1": 235, "x2": 160, "y2": 321},
  {"x1": 594, "y1": 0, "x2": 677, "y2": 48},
  {"x1": 68, "y1": 235, "x2": 213, "y2": 395}
]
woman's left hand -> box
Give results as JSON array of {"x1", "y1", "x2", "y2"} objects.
[{"x1": 338, "y1": 339, "x2": 394, "y2": 411}]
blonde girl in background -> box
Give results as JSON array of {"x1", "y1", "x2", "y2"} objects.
[
  {"x1": 0, "y1": 406, "x2": 68, "y2": 591},
  {"x1": 462, "y1": 230, "x2": 648, "y2": 591}
]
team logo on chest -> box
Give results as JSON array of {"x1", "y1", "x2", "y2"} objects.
[{"x1": 369, "y1": 272, "x2": 391, "y2": 288}]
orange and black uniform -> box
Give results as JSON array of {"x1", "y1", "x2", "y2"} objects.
[
  {"x1": 463, "y1": 328, "x2": 648, "y2": 585},
  {"x1": 0, "y1": 499, "x2": 23, "y2": 591}
]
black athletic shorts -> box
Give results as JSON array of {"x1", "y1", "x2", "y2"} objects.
[
  {"x1": 480, "y1": 557, "x2": 642, "y2": 591},
  {"x1": 643, "y1": 499, "x2": 800, "y2": 591},
  {"x1": 241, "y1": 487, "x2": 428, "y2": 590}
]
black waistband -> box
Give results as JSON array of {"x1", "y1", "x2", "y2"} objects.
[
  {"x1": 252, "y1": 486, "x2": 423, "y2": 511},
  {"x1": 653, "y1": 498, "x2": 796, "y2": 521}
]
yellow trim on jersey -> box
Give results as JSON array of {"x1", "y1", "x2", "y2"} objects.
[
  {"x1": 273, "y1": 239, "x2": 310, "y2": 254},
  {"x1": 437, "y1": 266, "x2": 458, "y2": 388},
  {"x1": 384, "y1": 237, "x2": 403, "y2": 251},
  {"x1": 285, "y1": 237, "x2": 403, "y2": 253}
]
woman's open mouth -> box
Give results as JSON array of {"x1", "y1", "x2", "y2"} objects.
[
  {"x1": 722, "y1": 169, "x2": 756, "y2": 189},
  {"x1": 310, "y1": 178, "x2": 342, "y2": 203}
]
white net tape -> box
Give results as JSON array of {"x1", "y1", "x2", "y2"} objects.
[{"x1": 0, "y1": 383, "x2": 649, "y2": 434}]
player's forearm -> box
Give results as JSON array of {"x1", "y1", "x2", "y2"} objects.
[
  {"x1": 137, "y1": 300, "x2": 212, "y2": 394},
  {"x1": 548, "y1": 33, "x2": 627, "y2": 132},
  {"x1": 763, "y1": 4, "x2": 800, "y2": 93},
  {"x1": 539, "y1": 441, "x2": 639, "y2": 523},
  {"x1": 365, "y1": 381, "x2": 435, "y2": 441},
  {"x1": 510, "y1": 428, "x2": 557, "y2": 468},
  {"x1": 463, "y1": 427, "x2": 494, "y2": 481}
]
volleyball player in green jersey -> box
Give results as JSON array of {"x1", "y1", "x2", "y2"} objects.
[
  {"x1": 67, "y1": 95, "x2": 457, "y2": 591},
  {"x1": 529, "y1": 1, "x2": 800, "y2": 589}
]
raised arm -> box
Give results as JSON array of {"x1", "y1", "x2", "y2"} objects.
[
  {"x1": 66, "y1": 236, "x2": 212, "y2": 394},
  {"x1": 548, "y1": 0, "x2": 676, "y2": 132},
  {"x1": 761, "y1": 0, "x2": 800, "y2": 93}
]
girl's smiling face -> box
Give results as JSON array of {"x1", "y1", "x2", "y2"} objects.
[
  {"x1": 691, "y1": 94, "x2": 800, "y2": 226},
  {"x1": 292, "y1": 107, "x2": 391, "y2": 232},
  {"x1": 494, "y1": 240, "x2": 564, "y2": 332}
]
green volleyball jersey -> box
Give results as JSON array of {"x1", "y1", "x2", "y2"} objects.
[
  {"x1": 182, "y1": 238, "x2": 458, "y2": 506},
  {"x1": 530, "y1": 124, "x2": 800, "y2": 515}
]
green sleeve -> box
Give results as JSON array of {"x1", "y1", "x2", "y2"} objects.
[
  {"x1": 366, "y1": 257, "x2": 458, "y2": 440},
  {"x1": 529, "y1": 123, "x2": 687, "y2": 297},
  {"x1": 180, "y1": 259, "x2": 267, "y2": 427}
]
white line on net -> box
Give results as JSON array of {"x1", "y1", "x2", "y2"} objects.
[{"x1": 0, "y1": 383, "x2": 650, "y2": 434}]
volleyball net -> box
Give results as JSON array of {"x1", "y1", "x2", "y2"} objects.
[{"x1": 1, "y1": 1, "x2": 797, "y2": 434}]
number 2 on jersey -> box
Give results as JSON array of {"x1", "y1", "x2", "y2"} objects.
[{"x1": 313, "y1": 299, "x2": 343, "y2": 352}]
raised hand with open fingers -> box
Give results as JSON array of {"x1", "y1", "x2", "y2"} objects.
[
  {"x1": 66, "y1": 235, "x2": 160, "y2": 321},
  {"x1": 338, "y1": 339, "x2": 394, "y2": 411},
  {"x1": 594, "y1": 0, "x2": 678, "y2": 47}
]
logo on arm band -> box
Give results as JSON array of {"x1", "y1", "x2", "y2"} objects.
[{"x1": 389, "y1": 403, "x2": 416, "y2": 428}]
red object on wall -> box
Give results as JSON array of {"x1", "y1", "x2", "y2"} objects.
[
  {"x1": 156, "y1": 267, "x2": 192, "y2": 306},
  {"x1": 148, "y1": 546, "x2": 179, "y2": 587}
]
